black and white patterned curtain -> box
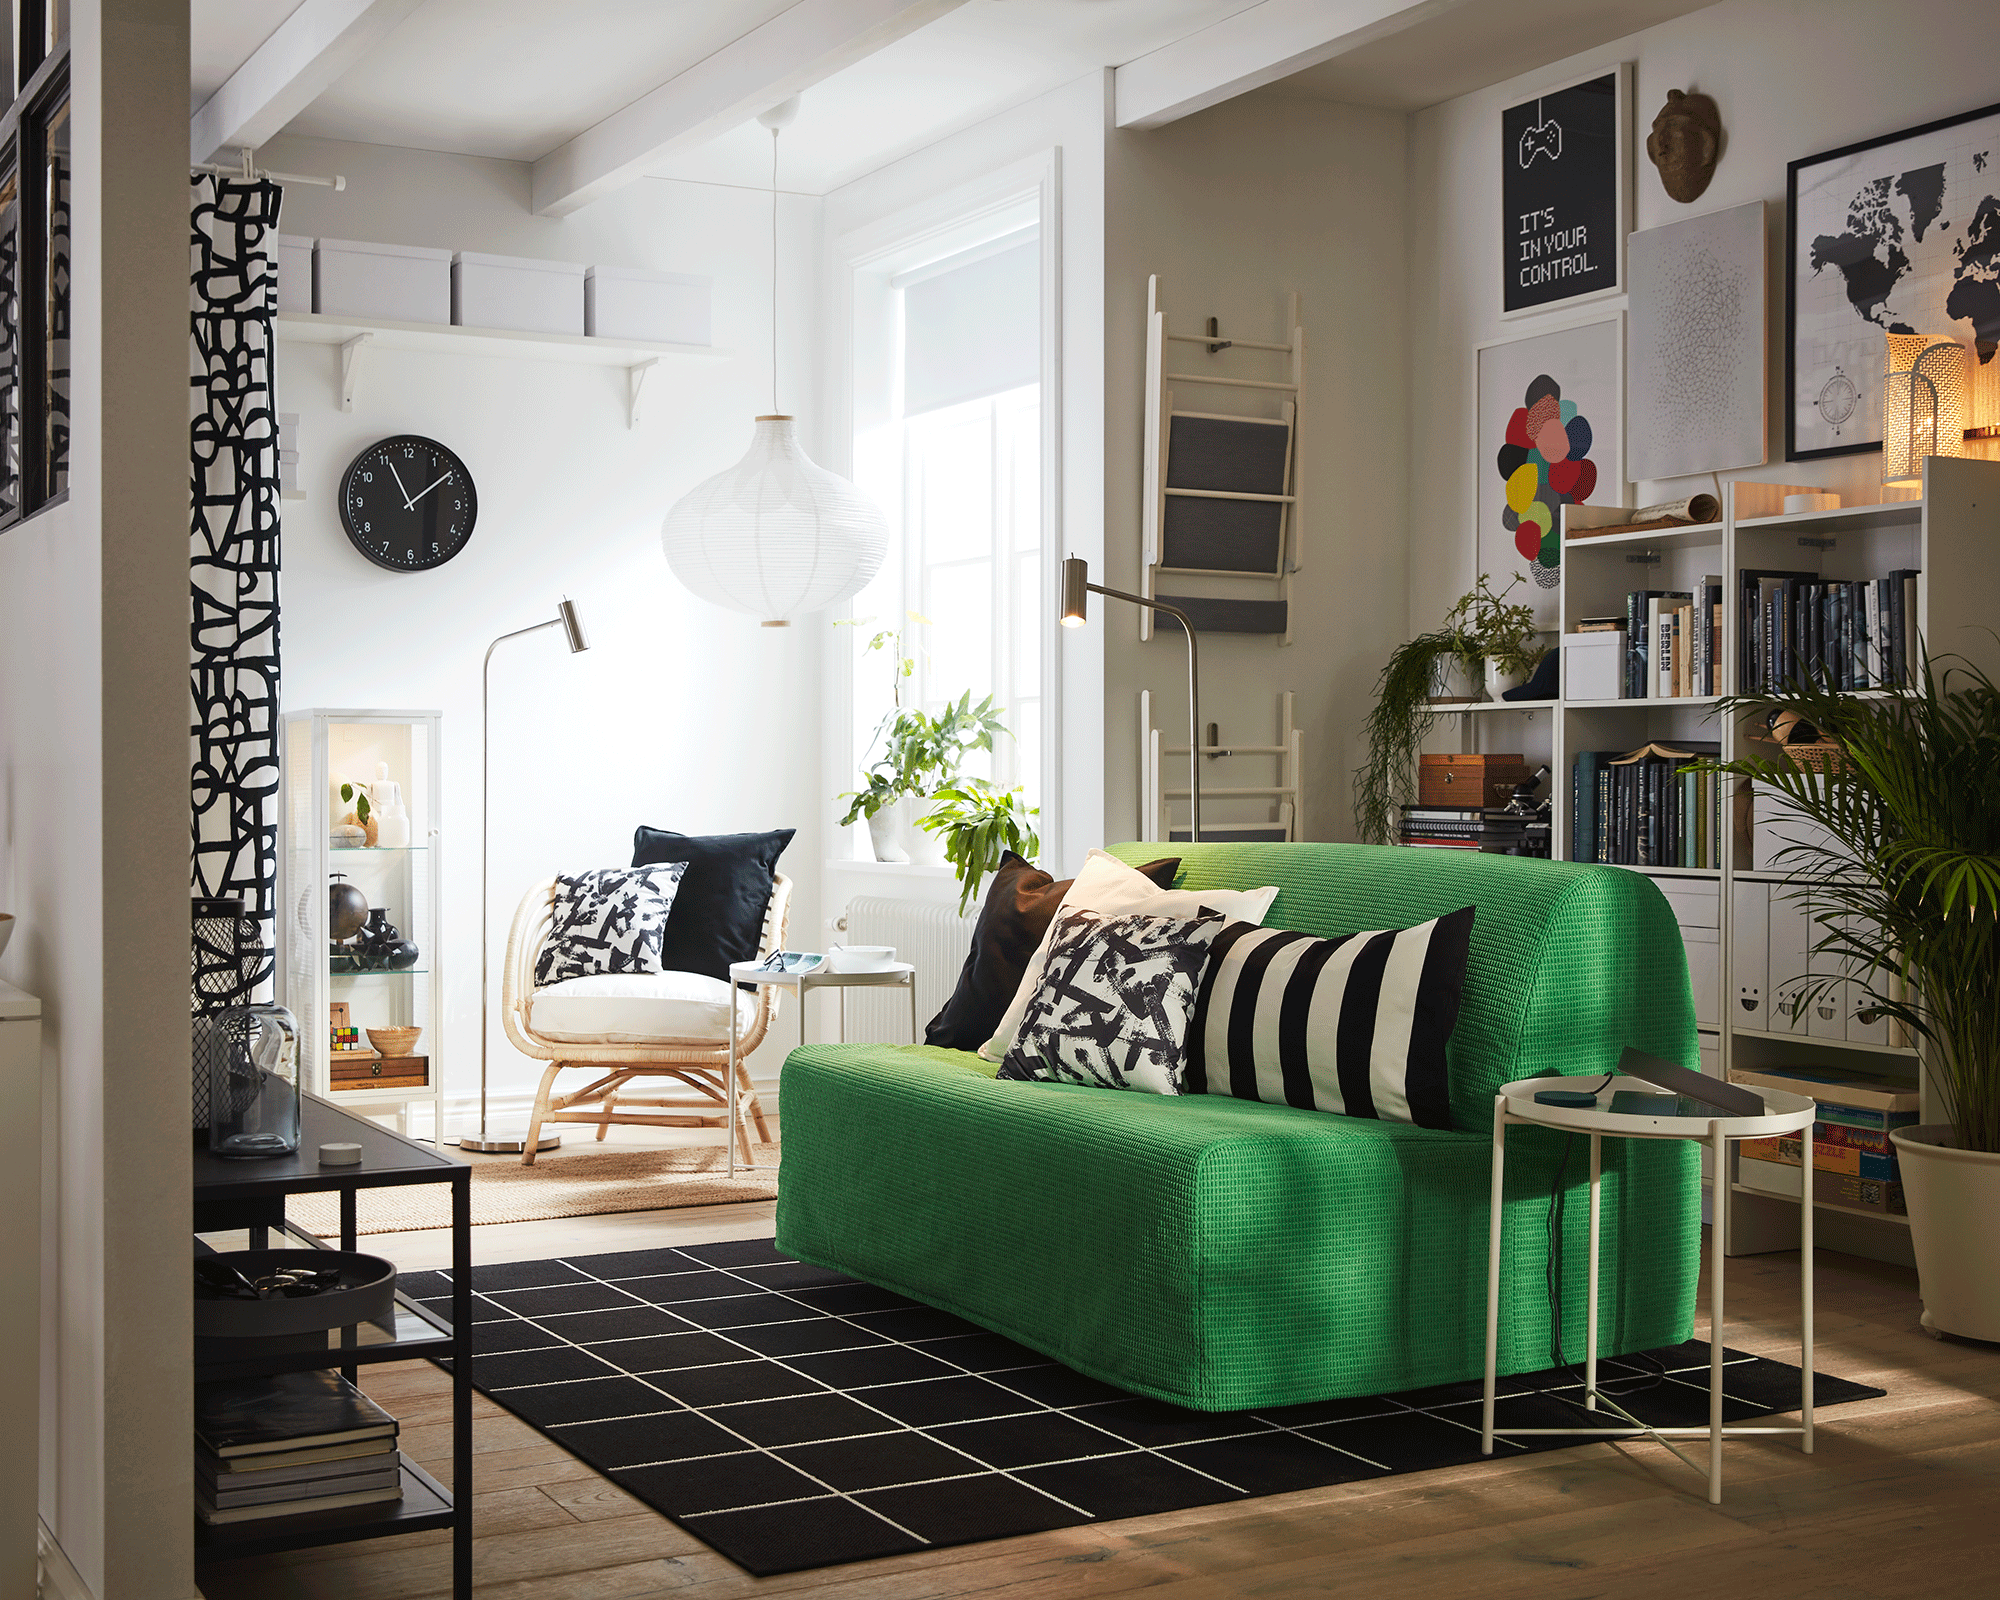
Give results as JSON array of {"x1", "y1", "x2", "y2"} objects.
[{"x1": 190, "y1": 175, "x2": 284, "y2": 994}]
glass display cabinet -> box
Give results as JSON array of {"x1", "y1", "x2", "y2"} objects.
[{"x1": 280, "y1": 709, "x2": 444, "y2": 1143}]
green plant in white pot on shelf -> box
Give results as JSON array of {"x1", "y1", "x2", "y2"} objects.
[
  {"x1": 1706, "y1": 655, "x2": 2000, "y2": 1339},
  {"x1": 1445, "y1": 571, "x2": 1549, "y2": 699},
  {"x1": 917, "y1": 784, "x2": 1040, "y2": 913}
]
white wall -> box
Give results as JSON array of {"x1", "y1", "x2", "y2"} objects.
[
  {"x1": 263, "y1": 133, "x2": 832, "y2": 1110},
  {"x1": 0, "y1": 2, "x2": 195, "y2": 1594},
  {"x1": 1407, "y1": 0, "x2": 2000, "y2": 638},
  {"x1": 1104, "y1": 92, "x2": 1411, "y2": 843}
]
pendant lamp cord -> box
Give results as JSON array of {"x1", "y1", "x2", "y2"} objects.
[{"x1": 770, "y1": 126, "x2": 780, "y2": 416}]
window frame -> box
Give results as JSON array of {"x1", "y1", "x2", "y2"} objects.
[{"x1": 0, "y1": 33, "x2": 69, "y2": 531}]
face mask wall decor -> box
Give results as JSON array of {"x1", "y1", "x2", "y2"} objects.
[{"x1": 1646, "y1": 88, "x2": 1723, "y2": 204}]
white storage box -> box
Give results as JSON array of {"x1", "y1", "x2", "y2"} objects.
[
  {"x1": 585, "y1": 265, "x2": 710, "y2": 345},
  {"x1": 452, "y1": 251, "x2": 585, "y2": 335},
  {"x1": 315, "y1": 237, "x2": 453, "y2": 325},
  {"x1": 1750, "y1": 779, "x2": 1848, "y2": 871},
  {"x1": 274, "y1": 234, "x2": 314, "y2": 314},
  {"x1": 1561, "y1": 631, "x2": 1623, "y2": 700}
]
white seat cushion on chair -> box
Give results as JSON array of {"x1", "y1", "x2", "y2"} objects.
[{"x1": 528, "y1": 971, "x2": 759, "y2": 1045}]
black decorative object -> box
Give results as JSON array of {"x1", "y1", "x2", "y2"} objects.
[
  {"x1": 339, "y1": 434, "x2": 477, "y2": 571},
  {"x1": 328, "y1": 874, "x2": 369, "y2": 940},
  {"x1": 194, "y1": 1248, "x2": 397, "y2": 1338},
  {"x1": 192, "y1": 896, "x2": 264, "y2": 1135},
  {"x1": 191, "y1": 175, "x2": 284, "y2": 987},
  {"x1": 1501, "y1": 67, "x2": 1627, "y2": 316},
  {"x1": 1501, "y1": 648, "x2": 1561, "y2": 701},
  {"x1": 207, "y1": 1001, "x2": 303, "y2": 1158}
]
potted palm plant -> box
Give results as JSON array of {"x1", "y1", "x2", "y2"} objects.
[{"x1": 1710, "y1": 655, "x2": 2000, "y2": 1340}]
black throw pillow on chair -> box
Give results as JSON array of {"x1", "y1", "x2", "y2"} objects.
[
  {"x1": 631, "y1": 827, "x2": 796, "y2": 983},
  {"x1": 924, "y1": 851, "x2": 1182, "y2": 1051}
]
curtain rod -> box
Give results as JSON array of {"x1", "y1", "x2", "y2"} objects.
[{"x1": 192, "y1": 148, "x2": 346, "y2": 191}]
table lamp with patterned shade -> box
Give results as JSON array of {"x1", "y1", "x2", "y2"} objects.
[{"x1": 1884, "y1": 333, "x2": 1970, "y2": 485}]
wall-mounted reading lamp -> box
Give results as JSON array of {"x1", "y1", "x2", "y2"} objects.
[{"x1": 1060, "y1": 557, "x2": 1201, "y2": 842}]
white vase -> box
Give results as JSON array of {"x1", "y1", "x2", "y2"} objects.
[
  {"x1": 1429, "y1": 656, "x2": 1477, "y2": 704},
  {"x1": 905, "y1": 801, "x2": 948, "y2": 867},
  {"x1": 1891, "y1": 1124, "x2": 2000, "y2": 1341},
  {"x1": 1484, "y1": 660, "x2": 1530, "y2": 700},
  {"x1": 865, "y1": 804, "x2": 908, "y2": 864}
]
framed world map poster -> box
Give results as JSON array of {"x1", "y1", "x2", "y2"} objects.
[
  {"x1": 1476, "y1": 314, "x2": 1624, "y2": 630},
  {"x1": 1788, "y1": 99, "x2": 2000, "y2": 461}
]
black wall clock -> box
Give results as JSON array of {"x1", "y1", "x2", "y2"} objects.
[{"x1": 339, "y1": 435, "x2": 477, "y2": 571}]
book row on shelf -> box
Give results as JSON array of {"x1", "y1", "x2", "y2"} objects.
[
  {"x1": 1733, "y1": 1066, "x2": 1918, "y2": 1219},
  {"x1": 1397, "y1": 804, "x2": 1552, "y2": 858},
  {"x1": 1570, "y1": 743, "x2": 1722, "y2": 868},
  {"x1": 1597, "y1": 580, "x2": 1724, "y2": 700},
  {"x1": 1739, "y1": 568, "x2": 1920, "y2": 695},
  {"x1": 196, "y1": 1369, "x2": 402, "y2": 1526}
]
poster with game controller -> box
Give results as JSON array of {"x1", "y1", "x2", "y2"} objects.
[{"x1": 1502, "y1": 66, "x2": 1629, "y2": 316}]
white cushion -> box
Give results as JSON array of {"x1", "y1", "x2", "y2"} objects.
[
  {"x1": 980, "y1": 849, "x2": 1281, "y2": 1061},
  {"x1": 529, "y1": 970, "x2": 758, "y2": 1045}
]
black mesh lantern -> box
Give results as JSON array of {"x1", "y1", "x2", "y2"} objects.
[{"x1": 192, "y1": 896, "x2": 262, "y2": 1136}]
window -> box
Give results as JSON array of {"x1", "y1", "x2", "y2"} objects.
[
  {"x1": 849, "y1": 216, "x2": 1045, "y2": 818},
  {"x1": 0, "y1": 3, "x2": 67, "y2": 529}
]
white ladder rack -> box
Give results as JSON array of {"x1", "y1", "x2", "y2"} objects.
[{"x1": 1140, "y1": 690, "x2": 1304, "y2": 844}]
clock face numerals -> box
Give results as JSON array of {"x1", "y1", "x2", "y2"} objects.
[{"x1": 339, "y1": 435, "x2": 477, "y2": 572}]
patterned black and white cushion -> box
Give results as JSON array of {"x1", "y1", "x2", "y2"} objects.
[
  {"x1": 534, "y1": 863, "x2": 690, "y2": 986},
  {"x1": 997, "y1": 907, "x2": 1224, "y2": 1096},
  {"x1": 1186, "y1": 907, "x2": 1475, "y2": 1130}
]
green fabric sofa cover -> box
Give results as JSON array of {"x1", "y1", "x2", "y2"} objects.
[{"x1": 775, "y1": 842, "x2": 1700, "y2": 1411}]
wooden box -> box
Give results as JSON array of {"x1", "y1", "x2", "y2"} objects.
[
  {"x1": 1419, "y1": 753, "x2": 1533, "y2": 808},
  {"x1": 330, "y1": 1052, "x2": 429, "y2": 1091}
]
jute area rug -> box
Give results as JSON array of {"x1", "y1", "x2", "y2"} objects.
[{"x1": 287, "y1": 1144, "x2": 782, "y2": 1237}]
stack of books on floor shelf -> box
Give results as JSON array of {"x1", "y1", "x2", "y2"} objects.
[
  {"x1": 196, "y1": 1369, "x2": 403, "y2": 1525},
  {"x1": 1618, "y1": 579, "x2": 1724, "y2": 698},
  {"x1": 1738, "y1": 568, "x2": 1920, "y2": 693},
  {"x1": 1569, "y1": 742, "x2": 1722, "y2": 867},
  {"x1": 1733, "y1": 1067, "x2": 1919, "y2": 1217},
  {"x1": 1397, "y1": 805, "x2": 1550, "y2": 858}
]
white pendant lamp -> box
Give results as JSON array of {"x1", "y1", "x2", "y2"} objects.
[{"x1": 662, "y1": 97, "x2": 887, "y2": 627}]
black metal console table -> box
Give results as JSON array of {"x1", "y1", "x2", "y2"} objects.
[{"x1": 192, "y1": 1094, "x2": 471, "y2": 1599}]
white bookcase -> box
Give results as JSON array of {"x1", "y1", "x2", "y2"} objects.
[{"x1": 1441, "y1": 456, "x2": 2000, "y2": 1263}]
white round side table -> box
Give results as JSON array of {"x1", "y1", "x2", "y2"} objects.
[
  {"x1": 724, "y1": 960, "x2": 918, "y2": 1175},
  {"x1": 1481, "y1": 1073, "x2": 1819, "y2": 1503}
]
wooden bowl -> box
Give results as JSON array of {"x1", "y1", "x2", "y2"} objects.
[{"x1": 366, "y1": 1026, "x2": 422, "y2": 1058}]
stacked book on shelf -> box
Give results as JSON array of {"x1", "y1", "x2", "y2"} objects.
[
  {"x1": 1398, "y1": 805, "x2": 1551, "y2": 858},
  {"x1": 196, "y1": 1369, "x2": 403, "y2": 1526},
  {"x1": 1570, "y1": 742, "x2": 1722, "y2": 867},
  {"x1": 1620, "y1": 580, "x2": 1723, "y2": 699},
  {"x1": 1733, "y1": 1067, "x2": 1919, "y2": 1217},
  {"x1": 1738, "y1": 568, "x2": 1920, "y2": 694}
]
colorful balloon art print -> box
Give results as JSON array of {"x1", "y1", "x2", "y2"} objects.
[{"x1": 1494, "y1": 373, "x2": 1599, "y2": 590}]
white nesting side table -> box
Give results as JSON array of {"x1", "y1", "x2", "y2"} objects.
[
  {"x1": 724, "y1": 960, "x2": 918, "y2": 1175},
  {"x1": 1481, "y1": 1073, "x2": 1819, "y2": 1503}
]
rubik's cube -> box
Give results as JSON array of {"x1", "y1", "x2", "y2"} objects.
[{"x1": 331, "y1": 1024, "x2": 362, "y2": 1052}]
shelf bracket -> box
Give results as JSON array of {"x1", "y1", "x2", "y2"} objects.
[
  {"x1": 626, "y1": 358, "x2": 658, "y2": 430},
  {"x1": 338, "y1": 333, "x2": 372, "y2": 414}
]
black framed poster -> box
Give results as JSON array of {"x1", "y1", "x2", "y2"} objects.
[
  {"x1": 1786, "y1": 98, "x2": 2000, "y2": 461},
  {"x1": 1502, "y1": 66, "x2": 1628, "y2": 317}
]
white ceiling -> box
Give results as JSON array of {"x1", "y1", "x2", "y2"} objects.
[{"x1": 191, "y1": 0, "x2": 307, "y2": 110}]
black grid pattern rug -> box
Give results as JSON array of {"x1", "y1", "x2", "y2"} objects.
[{"x1": 403, "y1": 1240, "x2": 1880, "y2": 1577}]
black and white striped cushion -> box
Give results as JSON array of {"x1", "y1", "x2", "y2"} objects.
[{"x1": 1186, "y1": 907, "x2": 1475, "y2": 1130}]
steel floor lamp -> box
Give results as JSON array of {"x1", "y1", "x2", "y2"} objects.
[
  {"x1": 454, "y1": 598, "x2": 591, "y2": 1153},
  {"x1": 1060, "y1": 557, "x2": 1200, "y2": 842}
]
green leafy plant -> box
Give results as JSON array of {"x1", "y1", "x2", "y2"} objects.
[
  {"x1": 1445, "y1": 571, "x2": 1549, "y2": 678},
  {"x1": 838, "y1": 692, "x2": 1011, "y2": 827},
  {"x1": 339, "y1": 782, "x2": 371, "y2": 826},
  {"x1": 917, "y1": 784, "x2": 1041, "y2": 912},
  {"x1": 1351, "y1": 632, "x2": 1456, "y2": 845},
  {"x1": 1700, "y1": 653, "x2": 2000, "y2": 1153}
]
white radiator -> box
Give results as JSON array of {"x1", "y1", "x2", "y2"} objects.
[{"x1": 840, "y1": 895, "x2": 979, "y2": 1044}]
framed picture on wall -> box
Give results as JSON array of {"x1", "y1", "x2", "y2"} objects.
[
  {"x1": 1475, "y1": 314, "x2": 1624, "y2": 631},
  {"x1": 1787, "y1": 98, "x2": 2000, "y2": 461},
  {"x1": 1501, "y1": 64, "x2": 1631, "y2": 318}
]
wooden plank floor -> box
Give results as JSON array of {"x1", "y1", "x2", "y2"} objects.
[{"x1": 194, "y1": 1229, "x2": 2000, "y2": 1599}]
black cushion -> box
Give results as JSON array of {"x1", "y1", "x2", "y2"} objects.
[
  {"x1": 630, "y1": 827, "x2": 797, "y2": 983},
  {"x1": 923, "y1": 851, "x2": 1181, "y2": 1051}
]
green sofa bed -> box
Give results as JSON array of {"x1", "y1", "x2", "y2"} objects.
[{"x1": 775, "y1": 841, "x2": 1701, "y2": 1411}]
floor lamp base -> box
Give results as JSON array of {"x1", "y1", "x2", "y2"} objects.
[{"x1": 452, "y1": 1131, "x2": 563, "y2": 1153}]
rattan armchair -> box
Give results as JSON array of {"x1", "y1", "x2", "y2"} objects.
[{"x1": 500, "y1": 873, "x2": 791, "y2": 1165}]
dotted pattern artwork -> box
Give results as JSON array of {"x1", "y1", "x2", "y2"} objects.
[
  {"x1": 1494, "y1": 374, "x2": 1599, "y2": 590},
  {"x1": 190, "y1": 175, "x2": 284, "y2": 995}
]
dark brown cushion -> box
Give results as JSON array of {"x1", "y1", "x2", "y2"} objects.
[{"x1": 923, "y1": 852, "x2": 1181, "y2": 1051}]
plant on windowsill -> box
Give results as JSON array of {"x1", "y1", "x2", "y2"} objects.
[
  {"x1": 1352, "y1": 573, "x2": 1553, "y2": 846},
  {"x1": 1700, "y1": 653, "x2": 2000, "y2": 1340},
  {"x1": 917, "y1": 784, "x2": 1041, "y2": 913}
]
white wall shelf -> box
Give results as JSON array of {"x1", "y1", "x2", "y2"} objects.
[
  {"x1": 1729, "y1": 1182, "x2": 1911, "y2": 1228},
  {"x1": 274, "y1": 311, "x2": 726, "y2": 427},
  {"x1": 1564, "y1": 522, "x2": 1723, "y2": 552}
]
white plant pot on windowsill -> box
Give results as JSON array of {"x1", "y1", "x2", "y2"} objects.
[
  {"x1": 904, "y1": 800, "x2": 948, "y2": 867},
  {"x1": 1890, "y1": 1125, "x2": 2000, "y2": 1341},
  {"x1": 865, "y1": 804, "x2": 909, "y2": 864}
]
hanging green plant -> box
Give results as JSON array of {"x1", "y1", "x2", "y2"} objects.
[{"x1": 917, "y1": 784, "x2": 1041, "y2": 913}]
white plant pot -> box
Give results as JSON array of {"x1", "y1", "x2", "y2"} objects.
[
  {"x1": 865, "y1": 804, "x2": 908, "y2": 864},
  {"x1": 1429, "y1": 656, "x2": 1478, "y2": 704},
  {"x1": 904, "y1": 801, "x2": 948, "y2": 867},
  {"x1": 1484, "y1": 660, "x2": 1530, "y2": 699},
  {"x1": 1891, "y1": 1124, "x2": 2000, "y2": 1341}
]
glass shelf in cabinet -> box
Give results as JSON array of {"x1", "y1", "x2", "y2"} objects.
[
  {"x1": 328, "y1": 967, "x2": 431, "y2": 979},
  {"x1": 329, "y1": 845, "x2": 430, "y2": 854}
]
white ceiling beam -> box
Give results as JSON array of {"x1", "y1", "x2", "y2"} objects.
[
  {"x1": 190, "y1": 0, "x2": 429, "y2": 164},
  {"x1": 531, "y1": 0, "x2": 970, "y2": 218},
  {"x1": 1114, "y1": 0, "x2": 1467, "y2": 129}
]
